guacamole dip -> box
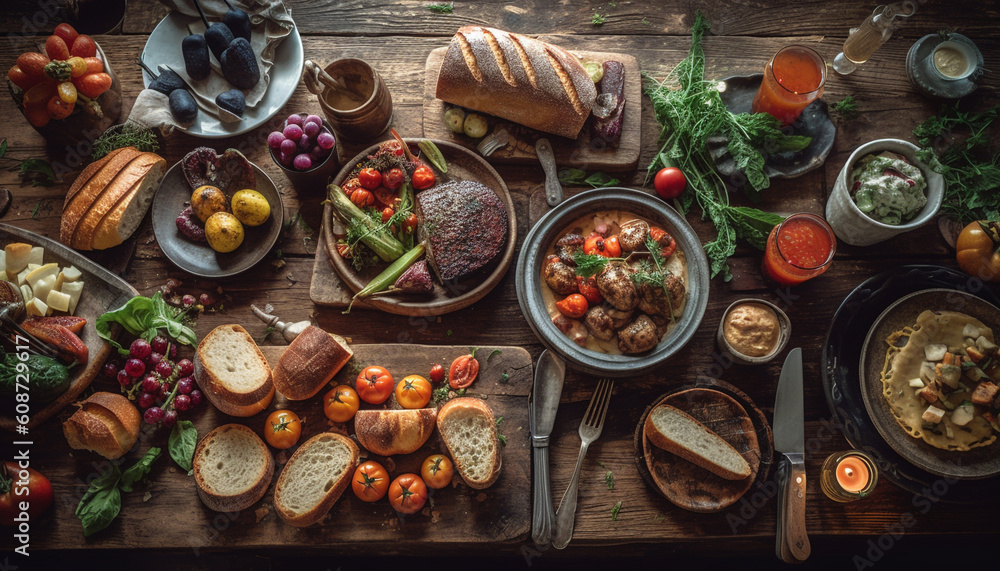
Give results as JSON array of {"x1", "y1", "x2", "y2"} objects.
[{"x1": 850, "y1": 153, "x2": 927, "y2": 225}]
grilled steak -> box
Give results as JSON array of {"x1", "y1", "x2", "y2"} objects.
[{"x1": 415, "y1": 180, "x2": 508, "y2": 282}]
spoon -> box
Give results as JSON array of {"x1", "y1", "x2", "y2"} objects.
[
  {"x1": 303, "y1": 60, "x2": 366, "y2": 102},
  {"x1": 0, "y1": 281, "x2": 60, "y2": 360}
]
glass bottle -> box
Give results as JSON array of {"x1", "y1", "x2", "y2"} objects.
[{"x1": 833, "y1": 2, "x2": 917, "y2": 75}]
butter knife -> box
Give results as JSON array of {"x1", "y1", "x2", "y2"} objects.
[
  {"x1": 773, "y1": 347, "x2": 810, "y2": 563},
  {"x1": 535, "y1": 138, "x2": 564, "y2": 206},
  {"x1": 529, "y1": 350, "x2": 566, "y2": 547}
]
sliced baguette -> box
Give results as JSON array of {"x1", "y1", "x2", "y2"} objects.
[
  {"x1": 437, "y1": 397, "x2": 501, "y2": 489},
  {"x1": 195, "y1": 324, "x2": 274, "y2": 417},
  {"x1": 273, "y1": 432, "x2": 358, "y2": 527},
  {"x1": 193, "y1": 424, "x2": 274, "y2": 512},
  {"x1": 90, "y1": 153, "x2": 166, "y2": 250},
  {"x1": 644, "y1": 404, "x2": 751, "y2": 481},
  {"x1": 272, "y1": 326, "x2": 353, "y2": 400},
  {"x1": 354, "y1": 408, "x2": 436, "y2": 456},
  {"x1": 60, "y1": 147, "x2": 140, "y2": 248}
]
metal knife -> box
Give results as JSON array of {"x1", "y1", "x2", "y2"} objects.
[
  {"x1": 535, "y1": 138, "x2": 564, "y2": 206},
  {"x1": 529, "y1": 350, "x2": 566, "y2": 547},
  {"x1": 773, "y1": 347, "x2": 810, "y2": 563}
]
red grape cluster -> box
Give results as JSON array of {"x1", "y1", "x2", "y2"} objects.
[
  {"x1": 102, "y1": 336, "x2": 202, "y2": 427},
  {"x1": 268, "y1": 113, "x2": 335, "y2": 171}
]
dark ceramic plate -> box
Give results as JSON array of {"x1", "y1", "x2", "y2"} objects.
[
  {"x1": 906, "y1": 33, "x2": 983, "y2": 100},
  {"x1": 822, "y1": 265, "x2": 1000, "y2": 502},
  {"x1": 712, "y1": 74, "x2": 836, "y2": 180},
  {"x1": 151, "y1": 160, "x2": 284, "y2": 278}
]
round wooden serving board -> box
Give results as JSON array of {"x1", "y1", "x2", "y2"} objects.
[{"x1": 633, "y1": 379, "x2": 773, "y2": 513}]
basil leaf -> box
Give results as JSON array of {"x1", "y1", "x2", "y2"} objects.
[
  {"x1": 76, "y1": 464, "x2": 122, "y2": 537},
  {"x1": 169, "y1": 421, "x2": 198, "y2": 472},
  {"x1": 96, "y1": 293, "x2": 196, "y2": 355},
  {"x1": 19, "y1": 158, "x2": 55, "y2": 186},
  {"x1": 557, "y1": 168, "x2": 588, "y2": 185},
  {"x1": 120, "y1": 447, "x2": 161, "y2": 493},
  {"x1": 727, "y1": 207, "x2": 785, "y2": 251},
  {"x1": 584, "y1": 172, "x2": 620, "y2": 188}
]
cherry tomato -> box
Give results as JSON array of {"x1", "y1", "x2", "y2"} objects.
[
  {"x1": 649, "y1": 227, "x2": 677, "y2": 259},
  {"x1": 402, "y1": 213, "x2": 418, "y2": 234},
  {"x1": 957, "y1": 221, "x2": 1000, "y2": 282},
  {"x1": 264, "y1": 409, "x2": 301, "y2": 449},
  {"x1": 46, "y1": 95, "x2": 73, "y2": 120},
  {"x1": 1, "y1": 462, "x2": 53, "y2": 525},
  {"x1": 356, "y1": 365, "x2": 394, "y2": 404},
  {"x1": 411, "y1": 165, "x2": 436, "y2": 190},
  {"x1": 350, "y1": 187, "x2": 375, "y2": 208},
  {"x1": 448, "y1": 352, "x2": 479, "y2": 389},
  {"x1": 384, "y1": 167, "x2": 405, "y2": 190},
  {"x1": 429, "y1": 364, "x2": 445, "y2": 384},
  {"x1": 341, "y1": 177, "x2": 362, "y2": 195},
  {"x1": 583, "y1": 233, "x2": 621, "y2": 258},
  {"x1": 372, "y1": 186, "x2": 397, "y2": 208},
  {"x1": 7, "y1": 65, "x2": 36, "y2": 91},
  {"x1": 53, "y1": 23, "x2": 79, "y2": 47},
  {"x1": 395, "y1": 375, "x2": 432, "y2": 409},
  {"x1": 577, "y1": 276, "x2": 603, "y2": 304},
  {"x1": 69, "y1": 35, "x2": 97, "y2": 58},
  {"x1": 381, "y1": 206, "x2": 395, "y2": 224},
  {"x1": 358, "y1": 167, "x2": 382, "y2": 190},
  {"x1": 323, "y1": 384, "x2": 360, "y2": 423},
  {"x1": 654, "y1": 167, "x2": 687, "y2": 200},
  {"x1": 555, "y1": 293, "x2": 588, "y2": 319},
  {"x1": 388, "y1": 473, "x2": 428, "y2": 514},
  {"x1": 352, "y1": 461, "x2": 389, "y2": 502},
  {"x1": 44, "y1": 35, "x2": 70, "y2": 61},
  {"x1": 420, "y1": 454, "x2": 454, "y2": 490}
]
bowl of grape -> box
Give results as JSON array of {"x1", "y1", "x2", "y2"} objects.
[{"x1": 267, "y1": 112, "x2": 339, "y2": 188}]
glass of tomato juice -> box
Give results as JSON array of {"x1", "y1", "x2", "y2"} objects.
[
  {"x1": 752, "y1": 45, "x2": 827, "y2": 126},
  {"x1": 762, "y1": 213, "x2": 836, "y2": 286}
]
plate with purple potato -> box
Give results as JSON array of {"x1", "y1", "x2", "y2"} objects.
[{"x1": 150, "y1": 146, "x2": 284, "y2": 278}]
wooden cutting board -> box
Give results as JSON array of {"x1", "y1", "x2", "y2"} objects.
[
  {"x1": 28, "y1": 344, "x2": 532, "y2": 549},
  {"x1": 422, "y1": 46, "x2": 641, "y2": 172}
]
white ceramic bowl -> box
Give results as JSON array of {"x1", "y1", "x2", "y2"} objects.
[{"x1": 825, "y1": 139, "x2": 944, "y2": 246}]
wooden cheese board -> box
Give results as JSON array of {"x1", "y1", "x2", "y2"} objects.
[
  {"x1": 25, "y1": 343, "x2": 531, "y2": 549},
  {"x1": 422, "y1": 46, "x2": 642, "y2": 172}
]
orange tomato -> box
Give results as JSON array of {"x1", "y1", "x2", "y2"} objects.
[
  {"x1": 264, "y1": 409, "x2": 301, "y2": 449},
  {"x1": 352, "y1": 461, "x2": 389, "y2": 502},
  {"x1": 957, "y1": 221, "x2": 1000, "y2": 283},
  {"x1": 583, "y1": 233, "x2": 621, "y2": 258},
  {"x1": 323, "y1": 384, "x2": 360, "y2": 423},
  {"x1": 395, "y1": 375, "x2": 432, "y2": 409},
  {"x1": 555, "y1": 293, "x2": 588, "y2": 319},
  {"x1": 388, "y1": 473, "x2": 427, "y2": 514},
  {"x1": 420, "y1": 454, "x2": 454, "y2": 490},
  {"x1": 356, "y1": 365, "x2": 394, "y2": 404}
]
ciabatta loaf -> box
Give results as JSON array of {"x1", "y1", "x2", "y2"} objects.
[
  {"x1": 435, "y1": 26, "x2": 598, "y2": 139},
  {"x1": 437, "y1": 397, "x2": 501, "y2": 489},
  {"x1": 354, "y1": 408, "x2": 436, "y2": 456},
  {"x1": 62, "y1": 392, "x2": 140, "y2": 460},
  {"x1": 273, "y1": 432, "x2": 358, "y2": 527},
  {"x1": 644, "y1": 404, "x2": 751, "y2": 481},
  {"x1": 193, "y1": 424, "x2": 274, "y2": 512},
  {"x1": 272, "y1": 326, "x2": 353, "y2": 400},
  {"x1": 195, "y1": 324, "x2": 274, "y2": 417}
]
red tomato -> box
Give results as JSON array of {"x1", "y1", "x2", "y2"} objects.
[
  {"x1": 358, "y1": 167, "x2": 382, "y2": 190},
  {"x1": 388, "y1": 473, "x2": 427, "y2": 514},
  {"x1": 341, "y1": 177, "x2": 362, "y2": 195},
  {"x1": 381, "y1": 206, "x2": 395, "y2": 224},
  {"x1": 583, "y1": 233, "x2": 621, "y2": 258},
  {"x1": 402, "y1": 213, "x2": 418, "y2": 234},
  {"x1": 7, "y1": 65, "x2": 36, "y2": 91},
  {"x1": 53, "y1": 23, "x2": 79, "y2": 47},
  {"x1": 1, "y1": 462, "x2": 53, "y2": 526},
  {"x1": 350, "y1": 187, "x2": 375, "y2": 208},
  {"x1": 577, "y1": 276, "x2": 603, "y2": 304},
  {"x1": 654, "y1": 167, "x2": 687, "y2": 200},
  {"x1": 372, "y1": 186, "x2": 397, "y2": 208},
  {"x1": 384, "y1": 167, "x2": 405, "y2": 190},
  {"x1": 356, "y1": 365, "x2": 394, "y2": 404},
  {"x1": 44, "y1": 35, "x2": 70, "y2": 61},
  {"x1": 429, "y1": 363, "x2": 445, "y2": 384},
  {"x1": 352, "y1": 461, "x2": 389, "y2": 502},
  {"x1": 69, "y1": 35, "x2": 97, "y2": 58},
  {"x1": 411, "y1": 165, "x2": 436, "y2": 190},
  {"x1": 448, "y1": 352, "x2": 479, "y2": 389}
]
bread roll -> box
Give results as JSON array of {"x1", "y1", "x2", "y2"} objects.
[
  {"x1": 272, "y1": 326, "x2": 353, "y2": 401},
  {"x1": 435, "y1": 26, "x2": 597, "y2": 139},
  {"x1": 62, "y1": 392, "x2": 140, "y2": 459},
  {"x1": 195, "y1": 324, "x2": 274, "y2": 417},
  {"x1": 437, "y1": 397, "x2": 501, "y2": 489},
  {"x1": 354, "y1": 408, "x2": 436, "y2": 456}
]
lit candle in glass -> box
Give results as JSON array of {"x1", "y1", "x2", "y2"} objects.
[{"x1": 821, "y1": 450, "x2": 878, "y2": 502}]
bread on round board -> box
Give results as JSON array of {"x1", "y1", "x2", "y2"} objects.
[
  {"x1": 193, "y1": 424, "x2": 274, "y2": 512},
  {"x1": 62, "y1": 391, "x2": 140, "y2": 460},
  {"x1": 195, "y1": 324, "x2": 274, "y2": 417},
  {"x1": 354, "y1": 408, "x2": 437, "y2": 456},
  {"x1": 643, "y1": 403, "x2": 751, "y2": 481},
  {"x1": 273, "y1": 432, "x2": 358, "y2": 527},
  {"x1": 272, "y1": 325, "x2": 353, "y2": 400},
  {"x1": 437, "y1": 397, "x2": 501, "y2": 489}
]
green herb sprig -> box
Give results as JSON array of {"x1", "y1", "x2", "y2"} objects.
[
  {"x1": 592, "y1": 13, "x2": 606, "y2": 26},
  {"x1": 830, "y1": 96, "x2": 859, "y2": 119},
  {"x1": 0, "y1": 139, "x2": 55, "y2": 186},
  {"x1": 572, "y1": 251, "x2": 625, "y2": 278},
  {"x1": 428, "y1": 2, "x2": 453, "y2": 13}
]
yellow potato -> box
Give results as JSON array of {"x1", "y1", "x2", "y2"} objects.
[
  {"x1": 205, "y1": 212, "x2": 245, "y2": 253},
  {"x1": 191, "y1": 185, "x2": 228, "y2": 223},
  {"x1": 231, "y1": 189, "x2": 270, "y2": 227}
]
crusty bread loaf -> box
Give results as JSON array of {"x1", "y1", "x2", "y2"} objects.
[
  {"x1": 354, "y1": 408, "x2": 436, "y2": 456},
  {"x1": 435, "y1": 26, "x2": 598, "y2": 139},
  {"x1": 195, "y1": 324, "x2": 274, "y2": 417},
  {"x1": 62, "y1": 392, "x2": 141, "y2": 460},
  {"x1": 437, "y1": 397, "x2": 501, "y2": 489},
  {"x1": 644, "y1": 404, "x2": 751, "y2": 481},
  {"x1": 272, "y1": 326, "x2": 353, "y2": 401},
  {"x1": 273, "y1": 432, "x2": 358, "y2": 527},
  {"x1": 60, "y1": 147, "x2": 166, "y2": 250},
  {"x1": 193, "y1": 424, "x2": 274, "y2": 512}
]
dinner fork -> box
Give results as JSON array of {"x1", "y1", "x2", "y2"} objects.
[
  {"x1": 552, "y1": 378, "x2": 614, "y2": 550},
  {"x1": 476, "y1": 128, "x2": 509, "y2": 157}
]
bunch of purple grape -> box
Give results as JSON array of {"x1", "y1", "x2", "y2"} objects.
[
  {"x1": 267, "y1": 113, "x2": 335, "y2": 171},
  {"x1": 102, "y1": 336, "x2": 202, "y2": 427}
]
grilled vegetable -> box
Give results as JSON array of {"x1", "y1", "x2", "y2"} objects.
[
  {"x1": 220, "y1": 37, "x2": 259, "y2": 90},
  {"x1": 327, "y1": 184, "x2": 405, "y2": 262},
  {"x1": 169, "y1": 89, "x2": 198, "y2": 125},
  {"x1": 346, "y1": 244, "x2": 425, "y2": 313},
  {"x1": 215, "y1": 89, "x2": 246, "y2": 118}
]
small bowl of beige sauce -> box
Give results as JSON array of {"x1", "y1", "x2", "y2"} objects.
[{"x1": 717, "y1": 299, "x2": 791, "y2": 365}]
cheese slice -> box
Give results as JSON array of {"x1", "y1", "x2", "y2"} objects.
[
  {"x1": 47, "y1": 289, "x2": 71, "y2": 312},
  {"x1": 25, "y1": 262, "x2": 59, "y2": 289}
]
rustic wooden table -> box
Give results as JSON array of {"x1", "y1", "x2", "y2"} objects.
[{"x1": 2, "y1": 0, "x2": 999, "y2": 566}]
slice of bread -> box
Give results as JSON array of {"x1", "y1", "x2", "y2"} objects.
[
  {"x1": 436, "y1": 397, "x2": 501, "y2": 489},
  {"x1": 193, "y1": 424, "x2": 274, "y2": 512},
  {"x1": 272, "y1": 326, "x2": 353, "y2": 400},
  {"x1": 273, "y1": 432, "x2": 358, "y2": 527},
  {"x1": 644, "y1": 404, "x2": 751, "y2": 481},
  {"x1": 195, "y1": 324, "x2": 274, "y2": 417},
  {"x1": 354, "y1": 408, "x2": 437, "y2": 456}
]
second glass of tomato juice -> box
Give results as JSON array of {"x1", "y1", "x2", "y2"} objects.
[
  {"x1": 762, "y1": 213, "x2": 836, "y2": 286},
  {"x1": 752, "y1": 45, "x2": 827, "y2": 126}
]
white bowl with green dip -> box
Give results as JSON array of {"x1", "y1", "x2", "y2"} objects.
[{"x1": 826, "y1": 139, "x2": 944, "y2": 246}]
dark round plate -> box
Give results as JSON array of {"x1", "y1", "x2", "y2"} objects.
[
  {"x1": 712, "y1": 74, "x2": 836, "y2": 180},
  {"x1": 822, "y1": 265, "x2": 1000, "y2": 502},
  {"x1": 151, "y1": 160, "x2": 284, "y2": 278}
]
